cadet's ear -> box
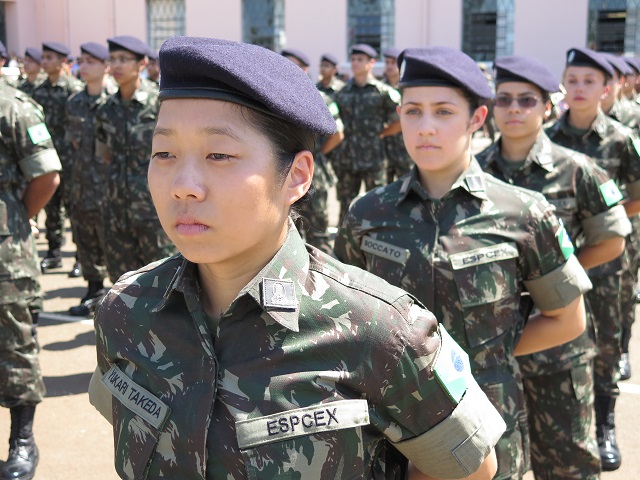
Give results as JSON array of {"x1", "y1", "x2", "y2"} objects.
[
  {"x1": 284, "y1": 150, "x2": 314, "y2": 206},
  {"x1": 469, "y1": 104, "x2": 489, "y2": 133}
]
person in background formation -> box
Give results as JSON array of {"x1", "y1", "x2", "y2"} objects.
[
  {"x1": 546, "y1": 47, "x2": 640, "y2": 471},
  {"x1": 0, "y1": 41, "x2": 15, "y2": 88},
  {"x1": 316, "y1": 52, "x2": 344, "y2": 99},
  {"x1": 145, "y1": 49, "x2": 160, "y2": 85},
  {"x1": 333, "y1": 43, "x2": 401, "y2": 221},
  {"x1": 600, "y1": 53, "x2": 640, "y2": 383},
  {"x1": 621, "y1": 57, "x2": 639, "y2": 102},
  {"x1": 89, "y1": 35, "x2": 504, "y2": 480},
  {"x1": 281, "y1": 48, "x2": 344, "y2": 254},
  {"x1": 381, "y1": 47, "x2": 413, "y2": 182},
  {"x1": 0, "y1": 83, "x2": 61, "y2": 480},
  {"x1": 65, "y1": 42, "x2": 117, "y2": 317},
  {"x1": 16, "y1": 49, "x2": 45, "y2": 98},
  {"x1": 32, "y1": 42, "x2": 84, "y2": 276},
  {"x1": 95, "y1": 35, "x2": 176, "y2": 284},
  {"x1": 335, "y1": 45, "x2": 591, "y2": 480},
  {"x1": 478, "y1": 54, "x2": 632, "y2": 480}
]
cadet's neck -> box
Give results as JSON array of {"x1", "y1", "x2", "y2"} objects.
[
  {"x1": 567, "y1": 108, "x2": 598, "y2": 130},
  {"x1": 386, "y1": 72, "x2": 399, "y2": 88},
  {"x1": 27, "y1": 73, "x2": 39, "y2": 83},
  {"x1": 86, "y1": 77, "x2": 106, "y2": 96},
  {"x1": 500, "y1": 131, "x2": 539, "y2": 162},
  {"x1": 353, "y1": 72, "x2": 369, "y2": 87},
  {"x1": 419, "y1": 151, "x2": 472, "y2": 200},
  {"x1": 48, "y1": 71, "x2": 60, "y2": 84},
  {"x1": 118, "y1": 77, "x2": 141, "y2": 101}
]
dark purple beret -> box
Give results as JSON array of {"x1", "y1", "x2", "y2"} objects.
[
  {"x1": 494, "y1": 55, "x2": 560, "y2": 93},
  {"x1": 623, "y1": 57, "x2": 640, "y2": 74},
  {"x1": 147, "y1": 49, "x2": 159, "y2": 61},
  {"x1": 398, "y1": 46, "x2": 493, "y2": 100},
  {"x1": 281, "y1": 48, "x2": 310, "y2": 67},
  {"x1": 43, "y1": 41, "x2": 70, "y2": 57},
  {"x1": 25, "y1": 48, "x2": 41, "y2": 64},
  {"x1": 81, "y1": 42, "x2": 109, "y2": 62},
  {"x1": 0, "y1": 40, "x2": 7, "y2": 60},
  {"x1": 350, "y1": 43, "x2": 377, "y2": 59},
  {"x1": 383, "y1": 48, "x2": 402, "y2": 59},
  {"x1": 566, "y1": 47, "x2": 614, "y2": 77},
  {"x1": 107, "y1": 36, "x2": 148, "y2": 56},
  {"x1": 320, "y1": 53, "x2": 339, "y2": 66},
  {"x1": 600, "y1": 52, "x2": 632, "y2": 76},
  {"x1": 158, "y1": 36, "x2": 336, "y2": 135}
]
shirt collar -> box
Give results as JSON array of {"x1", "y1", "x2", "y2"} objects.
[
  {"x1": 153, "y1": 221, "x2": 307, "y2": 332},
  {"x1": 559, "y1": 108, "x2": 608, "y2": 139},
  {"x1": 397, "y1": 156, "x2": 489, "y2": 205}
]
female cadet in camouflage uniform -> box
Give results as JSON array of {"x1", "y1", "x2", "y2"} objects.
[
  {"x1": 88, "y1": 37, "x2": 505, "y2": 480},
  {"x1": 334, "y1": 47, "x2": 593, "y2": 480},
  {"x1": 477, "y1": 55, "x2": 632, "y2": 480}
]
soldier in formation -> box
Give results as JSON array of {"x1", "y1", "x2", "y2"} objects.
[{"x1": 16, "y1": 49, "x2": 44, "y2": 97}]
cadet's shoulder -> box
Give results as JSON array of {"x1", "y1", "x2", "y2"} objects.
[
  {"x1": 348, "y1": 178, "x2": 406, "y2": 215},
  {"x1": 482, "y1": 172, "x2": 549, "y2": 212},
  {"x1": 603, "y1": 115, "x2": 634, "y2": 139},
  {"x1": 475, "y1": 142, "x2": 498, "y2": 166},
  {"x1": 66, "y1": 88, "x2": 86, "y2": 105}
]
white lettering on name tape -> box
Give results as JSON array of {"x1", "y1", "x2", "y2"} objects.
[
  {"x1": 361, "y1": 237, "x2": 409, "y2": 265},
  {"x1": 449, "y1": 242, "x2": 519, "y2": 270}
]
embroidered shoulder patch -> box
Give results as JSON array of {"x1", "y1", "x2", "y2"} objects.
[
  {"x1": 27, "y1": 123, "x2": 51, "y2": 145},
  {"x1": 556, "y1": 221, "x2": 575, "y2": 260},
  {"x1": 101, "y1": 365, "x2": 171, "y2": 430},
  {"x1": 433, "y1": 326, "x2": 471, "y2": 404},
  {"x1": 599, "y1": 179, "x2": 624, "y2": 207}
]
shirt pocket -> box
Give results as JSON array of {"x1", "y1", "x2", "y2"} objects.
[
  {"x1": 236, "y1": 399, "x2": 369, "y2": 480},
  {"x1": 449, "y1": 242, "x2": 519, "y2": 353},
  {"x1": 360, "y1": 236, "x2": 409, "y2": 286}
]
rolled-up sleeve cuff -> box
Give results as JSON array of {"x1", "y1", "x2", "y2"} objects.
[
  {"x1": 583, "y1": 205, "x2": 632, "y2": 245},
  {"x1": 18, "y1": 149, "x2": 61, "y2": 181},
  {"x1": 525, "y1": 255, "x2": 592, "y2": 311},
  {"x1": 88, "y1": 366, "x2": 113, "y2": 424},
  {"x1": 391, "y1": 382, "x2": 505, "y2": 479},
  {"x1": 626, "y1": 179, "x2": 640, "y2": 200}
]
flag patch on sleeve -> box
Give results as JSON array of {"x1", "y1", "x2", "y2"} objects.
[
  {"x1": 27, "y1": 123, "x2": 51, "y2": 145},
  {"x1": 599, "y1": 179, "x2": 624, "y2": 207},
  {"x1": 556, "y1": 221, "x2": 575, "y2": 260},
  {"x1": 433, "y1": 326, "x2": 471, "y2": 404}
]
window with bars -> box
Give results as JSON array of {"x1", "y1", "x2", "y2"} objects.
[
  {"x1": 242, "y1": 0, "x2": 285, "y2": 51},
  {"x1": 146, "y1": 0, "x2": 186, "y2": 53},
  {"x1": 347, "y1": 0, "x2": 395, "y2": 58},
  {"x1": 462, "y1": 0, "x2": 514, "y2": 62},
  {"x1": 588, "y1": 0, "x2": 640, "y2": 54}
]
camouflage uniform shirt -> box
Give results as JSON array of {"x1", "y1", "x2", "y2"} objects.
[
  {"x1": 333, "y1": 76, "x2": 400, "y2": 171},
  {"x1": 477, "y1": 133, "x2": 631, "y2": 376},
  {"x1": 90, "y1": 225, "x2": 505, "y2": 480},
  {"x1": 316, "y1": 76, "x2": 345, "y2": 100},
  {"x1": 95, "y1": 80, "x2": 159, "y2": 226}
]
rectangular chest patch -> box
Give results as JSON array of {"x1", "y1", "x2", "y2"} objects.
[
  {"x1": 360, "y1": 236, "x2": 409, "y2": 265},
  {"x1": 101, "y1": 365, "x2": 170, "y2": 430},
  {"x1": 449, "y1": 242, "x2": 518, "y2": 270},
  {"x1": 235, "y1": 399, "x2": 370, "y2": 450}
]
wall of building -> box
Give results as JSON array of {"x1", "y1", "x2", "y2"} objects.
[{"x1": 186, "y1": 0, "x2": 242, "y2": 42}]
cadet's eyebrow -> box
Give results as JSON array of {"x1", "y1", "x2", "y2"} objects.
[{"x1": 153, "y1": 125, "x2": 243, "y2": 142}]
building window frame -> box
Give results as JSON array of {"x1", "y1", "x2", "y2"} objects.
[
  {"x1": 242, "y1": 0, "x2": 286, "y2": 51},
  {"x1": 347, "y1": 0, "x2": 395, "y2": 58},
  {"x1": 462, "y1": 0, "x2": 514, "y2": 62},
  {"x1": 146, "y1": 0, "x2": 186, "y2": 53}
]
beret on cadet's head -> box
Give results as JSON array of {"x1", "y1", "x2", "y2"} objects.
[
  {"x1": 0, "y1": 40, "x2": 7, "y2": 60},
  {"x1": 398, "y1": 46, "x2": 493, "y2": 100},
  {"x1": 25, "y1": 48, "x2": 42, "y2": 64},
  {"x1": 147, "y1": 49, "x2": 159, "y2": 61},
  {"x1": 565, "y1": 47, "x2": 614, "y2": 77},
  {"x1": 383, "y1": 47, "x2": 402, "y2": 59},
  {"x1": 81, "y1": 42, "x2": 109, "y2": 62},
  {"x1": 623, "y1": 57, "x2": 640, "y2": 74},
  {"x1": 494, "y1": 55, "x2": 560, "y2": 93},
  {"x1": 43, "y1": 41, "x2": 70, "y2": 57},
  {"x1": 107, "y1": 35, "x2": 149, "y2": 56},
  {"x1": 158, "y1": 36, "x2": 337, "y2": 135},
  {"x1": 350, "y1": 43, "x2": 377, "y2": 59},
  {"x1": 601, "y1": 52, "x2": 632, "y2": 76},
  {"x1": 281, "y1": 48, "x2": 310, "y2": 67},
  {"x1": 320, "y1": 53, "x2": 339, "y2": 66}
]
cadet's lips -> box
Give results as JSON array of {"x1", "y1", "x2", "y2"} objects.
[{"x1": 175, "y1": 218, "x2": 209, "y2": 236}]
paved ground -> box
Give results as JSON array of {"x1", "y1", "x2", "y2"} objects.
[{"x1": 1, "y1": 135, "x2": 639, "y2": 478}]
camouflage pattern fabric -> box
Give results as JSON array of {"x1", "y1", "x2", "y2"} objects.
[
  {"x1": 334, "y1": 158, "x2": 592, "y2": 480},
  {"x1": 609, "y1": 98, "x2": 640, "y2": 133},
  {"x1": 316, "y1": 77, "x2": 345, "y2": 100},
  {"x1": 91, "y1": 225, "x2": 505, "y2": 479},
  {"x1": 334, "y1": 167, "x2": 386, "y2": 223},
  {"x1": 477, "y1": 133, "x2": 626, "y2": 478},
  {"x1": 381, "y1": 78, "x2": 412, "y2": 183},
  {"x1": 523, "y1": 361, "x2": 600, "y2": 480},
  {"x1": 65, "y1": 85, "x2": 116, "y2": 282},
  {"x1": 546, "y1": 110, "x2": 640, "y2": 396},
  {"x1": 620, "y1": 215, "x2": 640, "y2": 333},
  {"x1": 95, "y1": 81, "x2": 176, "y2": 282},
  {"x1": 0, "y1": 85, "x2": 62, "y2": 406},
  {"x1": 16, "y1": 75, "x2": 45, "y2": 98}
]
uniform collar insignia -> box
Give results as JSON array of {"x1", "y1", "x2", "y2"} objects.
[
  {"x1": 261, "y1": 278, "x2": 297, "y2": 310},
  {"x1": 460, "y1": 157, "x2": 489, "y2": 200}
]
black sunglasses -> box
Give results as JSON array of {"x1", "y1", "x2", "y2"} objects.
[{"x1": 494, "y1": 95, "x2": 541, "y2": 108}]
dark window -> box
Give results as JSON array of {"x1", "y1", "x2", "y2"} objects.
[
  {"x1": 347, "y1": 0, "x2": 395, "y2": 58},
  {"x1": 242, "y1": 0, "x2": 285, "y2": 51},
  {"x1": 462, "y1": 0, "x2": 513, "y2": 62},
  {"x1": 589, "y1": 0, "x2": 640, "y2": 54},
  {"x1": 0, "y1": 3, "x2": 6, "y2": 49},
  {"x1": 147, "y1": 0, "x2": 186, "y2": 53}
]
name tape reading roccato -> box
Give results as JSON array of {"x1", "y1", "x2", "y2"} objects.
[
  {"x1": 101, "y1": 365, "x2": 171, "y2": 430},
  {"x1": 235, "y1": 399, "x2": 370, "y2": 449}
]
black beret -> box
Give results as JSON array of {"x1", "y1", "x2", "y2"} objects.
[
  {"x1": 566, "y1": 47, "x2": 613, "y2": 77},
  {"x1": 383, "y1": 48, "x2": 402, "y2": 59},
  {"x1": 108, "y1": 35, "x2": 149, "y2": 56},
  {"x1": 42, "y1": 41, "x2": 70, "y2": 57},
  {"x1": 601, "y1": 52, "x2": 632, "y2": 76},
  {"x1": 25, "y1": 48, "x2": 42, "y2": 64},
  {"x1": 398, "y1": 46, "x2": 493, "y2": 100},
  {"x1": 494, "y1": 55, "x2": 560, "y2": 93},
  {"x1": 80, "y1": 42, "x2": 109, "y2": 62},
  {"x1": 158, "y1": 36, "x2": 336, "y2": 135},
  {"x1": 0, "y1": 40, "x2": 7, "y2": 60},
  {"x1": 350, "y1": 43, "x2": 377, "y2": 59},
  {"x1": 623, "y1": 57, "x2": 640, "y2": 74},
  {"x1": 320, "y1": 53, "x2": 339, "y2": 66},
  {"x1": 281, "y1": 48, "x2": 310, "y2": 67}
]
